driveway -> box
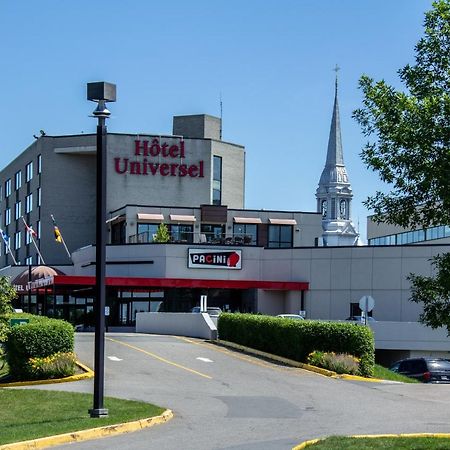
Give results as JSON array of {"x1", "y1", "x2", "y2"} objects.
[{"x1": 32, "y1": 333, "x2": 450, "y2": 449}]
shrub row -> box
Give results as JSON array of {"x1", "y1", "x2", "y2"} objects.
[
  {"x1": 5, "y1": 315, "x2": 74, "y2": 380},
  {"x1": 217, "y1": 313, "x2": 375, "y2": 377}
]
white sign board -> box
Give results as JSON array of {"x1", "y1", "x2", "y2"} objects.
[{"x1": 188, "y1": 249, "x2": 242, "y2": 269}]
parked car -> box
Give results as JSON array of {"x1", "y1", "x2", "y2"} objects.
[
  {"x1": 346, "y1": 316, "x2": 376, "y2": 323},
  {"x1": 191, "y1": 306, "x2": 222, "y2": 317},
  {"x1": 276, "y1": 314, "x2": 304, "y2": 320},
  {"x1": 390, "y1": 357, "x2": 450, "y2": 383}
]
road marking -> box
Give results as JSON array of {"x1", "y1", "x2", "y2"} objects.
[
  {"x1": 107, "y1": 337, "x2": 212, "y2": 380},
  {"x1": 107, "y1": 356, "x2": 123, "y2": 361},
  {"x1": 173, "y1": 336, "x2": 311, "y2": 375},
  {"x1": 196, "y1": 357, "x2": 213, "y2": 363}
]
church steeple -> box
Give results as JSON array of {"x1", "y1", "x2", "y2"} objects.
[{"x1": 315, "y1": 68, "x2": 359, "y2": 246}]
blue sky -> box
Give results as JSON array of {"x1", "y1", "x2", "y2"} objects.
[{"x1": 0, "y1": 1, "x2": 433, "y2": 241}]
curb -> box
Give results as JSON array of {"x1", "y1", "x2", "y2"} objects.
[
  {"x1": 213, "y1": 340, "x2": 384, "y2": 383},
  {"x1": 292, "y1": 433, "x2": 450, "y2": 449},
  {"x1": 0, "y1": 409, "x2": 173, "y2": 450},
  {"x1": 0, "y1": 361, "x2": 94, "y2": 388}
]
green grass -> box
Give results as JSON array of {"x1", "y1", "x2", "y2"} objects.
[
  {"x1": 373, "y1": 364, "x2": 418, "y2": 383},
  {"x1": 308, "y1": 436, "x2": 450, "y2": 449},
  {"x1": 0, "y1": 389, "x2": 165, "y2": 445}
]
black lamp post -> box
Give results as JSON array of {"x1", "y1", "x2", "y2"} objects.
[{"x1": 87, "y1": 81, "x2": 116, "y2": 418}]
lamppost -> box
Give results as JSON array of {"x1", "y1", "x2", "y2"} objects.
[{"x1": 87, "y1": 81, "x2": 116, "y2": 418}]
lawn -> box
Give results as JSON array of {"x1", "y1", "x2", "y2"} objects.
[
  {"x1": 0, "y1": 389, "x2": 165, "y2": 445},
  {"x1": 373, "y1": 364, "x2": 418, "y2": 383},
  {"x1": 307, "y1": 436, "x2": 450, "y2": 449}
]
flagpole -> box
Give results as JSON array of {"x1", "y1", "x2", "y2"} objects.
[
  {"x1": 1, "y1": 229, "x2": 18, "y2": 265},
  {"x1": 21, "y1": 217, "x2": 46, "y2": 265},
  {"x1": 51, "y1": 214, "x2": 72, "y2": 261}
]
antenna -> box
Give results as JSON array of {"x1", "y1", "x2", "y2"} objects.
[{"x1": 219, "y1": 92, "x2": 223, "y2": 140}]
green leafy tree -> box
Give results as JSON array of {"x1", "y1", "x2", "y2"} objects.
[
  {"x1": 353, "y1": 0, "x2": 450, "y2": 331},
  {"x1": 353, "y1": 0, "x2": 450, "y2": 229},
  {"x1": 153, "y1": 223, "x2": 170, "y2": 243},
  {"x1": 0, "y1": 276, "x2": 16, "y2": 316}
]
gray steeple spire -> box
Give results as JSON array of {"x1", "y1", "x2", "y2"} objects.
[{"x1": 315, "y1": 69, "x2": 359, "y2": 246}]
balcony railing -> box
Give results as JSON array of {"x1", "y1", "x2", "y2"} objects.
[{"x1": 128, "y1": 231, "x2": 257, "y2": 246}]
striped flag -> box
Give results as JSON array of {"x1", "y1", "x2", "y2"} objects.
[
  {"x1": 0, "y1": 228, "x2": 9, "y2": 245},
  {"x1": 24, "y1": 220, "x2": 37, "y2": 238}
]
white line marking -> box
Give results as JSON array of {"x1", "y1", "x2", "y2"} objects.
[
  {"x1": 196, "y1": 357, "x2": 213, "y2": 363},
  {"x1": 108, "y1": 356, "x2": 123, "y2": 361}
]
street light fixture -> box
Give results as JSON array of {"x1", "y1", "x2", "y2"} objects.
[{"x1": 87, "y1": 81, "x2": 116, "y2": 418}]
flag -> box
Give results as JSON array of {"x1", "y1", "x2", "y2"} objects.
[
  {"x1": 0, "y1": 228, "x2": 9, "y2": 245},
  {"x1": 51, "y1": 215, "x2": 63, "y2": 243},
  {"x1": 24, "y1": 221, "x2": 37, "y2": 238}
]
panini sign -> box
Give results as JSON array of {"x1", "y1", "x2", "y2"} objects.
[{"x1": 188, "y1": 249, "x2": 242, "y2": 269}]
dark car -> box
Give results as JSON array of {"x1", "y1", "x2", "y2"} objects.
[{"x1": 390, "y1": 357, "x2": 450, "y2": 383}]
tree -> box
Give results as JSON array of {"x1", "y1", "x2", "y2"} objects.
[
  {"x1": 153, "y1": 223, "x2": 170, "y2": 243},
  {"x1": 0, "y1": 276, "x2": 16, "y2": 316},
  {"x1": 353, "y1": 0, "x2": 450, "y2": 331},
  {"x1": 353, "y1": 0, "x2": 450, "y2": 229}
]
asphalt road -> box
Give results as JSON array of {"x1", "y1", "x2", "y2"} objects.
[{"x1": 31, "y1": 333, "x2": 450, "y2": 450}]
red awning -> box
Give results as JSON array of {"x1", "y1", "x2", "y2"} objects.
[{"x1": 52, "y1": 275, "x2": 308, "y2": 291}]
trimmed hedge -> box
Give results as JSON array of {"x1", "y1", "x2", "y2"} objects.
[
  {"x1": 217, "y1": 313, "x2": 375, "y2": 377},
  {"x1": 5, "y1": 315, "x2": 74, "y2": 380}
]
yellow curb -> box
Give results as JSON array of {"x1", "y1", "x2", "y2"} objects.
[
  {"x1": 211, "y1": 339, "x2": 384, "y2": 383},
  {"x1": 214, "y1": 340, "x2": 382, "y2": 381},
  {"x1": 292, "y1": 433, "x2": 450, "y2": 449},
  {"x1": 0, "y1": 409, "x2": 173, "y2": 449},
  {"x1": 0, "y1": 361, "x2": 94, "y2": 388}
]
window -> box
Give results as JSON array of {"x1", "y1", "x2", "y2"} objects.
[
  {"x1": 25, "y1": 193, "x2": 33, "y2": 213},
  {"x1": 268, "y1": 225, "x2": 293, "y2": 248},
  {"x1": 15, "y1": 231, "x2": 21, "y2": 250},
  {"x1": 26, "y1": 161, "x2": 33, "y2": 182},
  {"x1": 5, "y1": 179, "x2": 11, "y2": 198},
  {"x1": 111, "y1": 221, "x2": 126, "y2": 244},
  {"x1": 4, "y1": 236, "x2": 10, "y2": 254},
  {"x1": 137, "y1": 223, "x2": 160, "y2": 243},
  {"x1": 15, "y1": 201, "x2": 21, "y2": 220},
  {"x1": 37, "y1": 220, "x2": 41, "y2": 239},
  {"x1": 37, "y1": 154, "x2": 42, "y2": 174},
  {"x1": 25, "y1": 256, "x2": 33, "y2": 265},
  {"x1": 170, "y1": 224, "x2": 193, "y2": 243},
  {"x1": 201, "y1": 224, "x2": 225, "y2": 243},
  {"x1": 232, "y1": 223, "x2": 257, "y2": 245},
  {"x1": 15, "y1": 171, "x2": 22, "y2": 190},
  {"x1": 37, "y1": 188, "x2": 41, "y2": 207},
  {"x1": 212, "y1": 155, "x2": 222, "y2": 206},
  {"x1": 5, "y1": 208, "x2": 11, "y2": 226}
]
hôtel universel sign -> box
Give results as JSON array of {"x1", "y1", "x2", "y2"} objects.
[{"x1": 114, "y1": 138, "x2": 204, "y2": 178}]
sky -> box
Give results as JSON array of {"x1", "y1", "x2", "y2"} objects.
[{"x1": 0, "y1": 0, "x2": 434, "y2": 242}]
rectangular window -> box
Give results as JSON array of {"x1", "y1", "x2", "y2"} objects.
[
  {"x1": 25, "y1": 193, "x2": 33, "y2": 213},
  {"x1": 26, "y1": 226, "x2": 32, "y2": 244},
  {"x1": 268, "y1": 225, "x2": 293, "y2": 248},
  {"x1": 37, "y1": 188, "x2": 41, "y2": 207},
  {"x1": 25, "y1": 256, "x2": 33, "y2": 265},
  {"x1": 170, "y1": 224, "x2": 193, "y2": 243},
  {"x1": 26, "y1": 161, "x2": 33, "y2": 182},
  {"x1": 15, "y1": 171, "x2": 22, "y2": 190},
  {"x1": 200, "y1": 224, "x2": 225, "y2": 243},
  {"x1": 37, "y1": 220, "x2": 41, "y2": 239},
  {"x1": 136, "y1": 223, "x2": 160, "y2": 243},
  {"x1": 212, "y1": 155, "x2": 222, "y2": 206},
  {"x1": 5, "y1": 179, "x2": 11, "y2": 198},
  {"x1": 5, "y1": 208, "x2": 11, "y2": 226},
  {"x1": 37, "y1": 154, "x2": 42, "y2": 174},
  {"x1": 232, "y1": 223, "x2": 257, "y2": 245},
  {"x1": 15, "y1": 201, "x2": 21, "y2": 220},
  {"x1": 4, "y1": 236, "x2": 10, "y2": 254},
  {"x1": 15, "y1": 231, "x2": 21, "y2": 250}
]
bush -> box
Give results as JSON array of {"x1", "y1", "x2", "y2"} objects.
[
  {"x1": 5, "y1": 316, "x2": 74, "y2": 380},
  {"x1": 218, "y1": 313, "x2": 375, "y2": 377},
  {"x1": 25, "y1": 351, "x2": 76, "y2": 380},
  {"x1": 307, "y1": 351, "x2": 360, "y2": 375}
]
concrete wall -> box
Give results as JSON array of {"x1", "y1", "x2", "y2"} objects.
[{"x1": 136, "y1": 312, "x2": 217, "y2": 340}]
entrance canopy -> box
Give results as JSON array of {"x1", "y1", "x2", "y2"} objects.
[
  {"x1": 49, "y1": 275, "x2": 308, "y2": 291},
  {"x1": 12, "y1": 266, "x2": 66, "y2": 293}
]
